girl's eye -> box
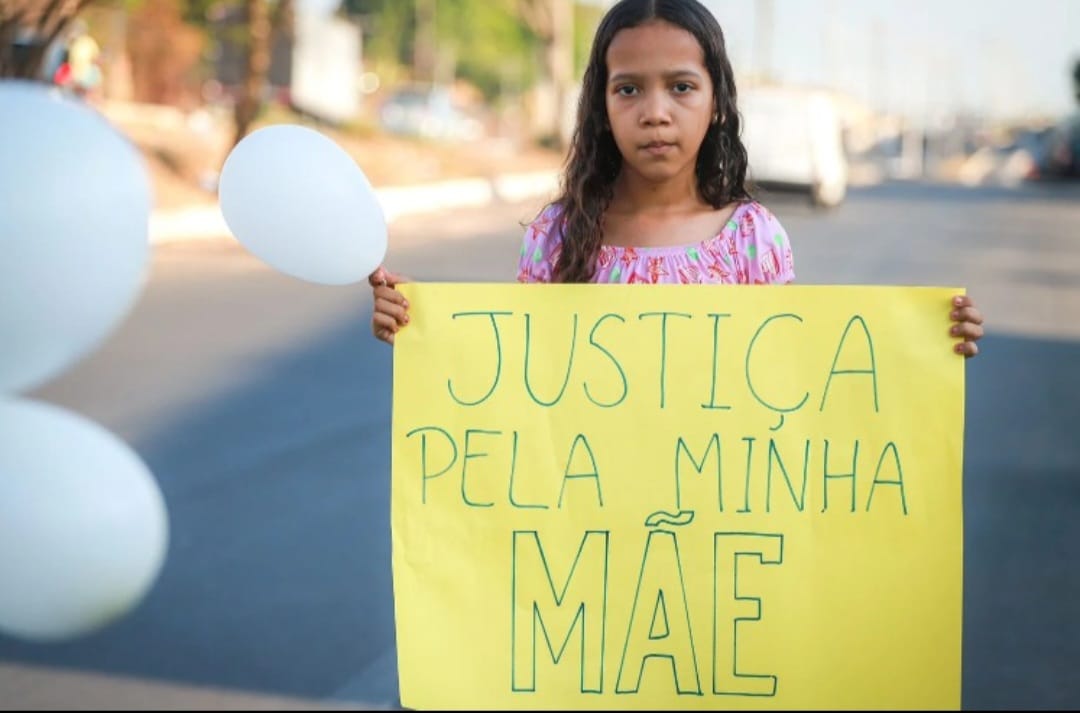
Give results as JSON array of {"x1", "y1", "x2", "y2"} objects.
[
  {"x1": 673, "y1": 82, "x2": 693, "y2": 94},
  {"x1": 616, "y1": 85, "x2": 638, "y2": 97}
]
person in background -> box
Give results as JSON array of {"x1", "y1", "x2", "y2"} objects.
[{"x1": 53, "y1": 27, "x2": 102, "y2": 102}]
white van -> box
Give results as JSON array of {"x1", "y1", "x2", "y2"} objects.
[{"x1": 739, "y1": 86, "x2": 848, "y2": 208}]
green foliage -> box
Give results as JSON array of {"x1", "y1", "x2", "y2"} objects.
[
  {"x1": 340, "y1": 0, "x2": 382, "y2": 15},
  {"x1": 341, "y1": 0, "x2": 604, "y2": 98},
  {"x1": 437, "y1": 0, "x2": 537, "y2": 98},
  {"x1": 573, "y1": 1, "x2": 601, "y2": 74},
  {"x1": 345, "y1": 0, "x2": 413, "y2": 68},
  {"x1": 182, "y1": 0, "x2": 217, "y2": 26}
]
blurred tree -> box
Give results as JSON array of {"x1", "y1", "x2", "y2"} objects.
[
  {"x1": 126, "y1": 0, "x2": 204, "y2": 104},
  {"x1": 517, "y1": 0, "x2": 573, "y2": 148},
  {"x1": 0, "y1": 0, "x2": 98, "y2": 78},
  {"x1": 413, "y1": 0, "x2": 433, "y2": 81},
  {"x1": 230, "y1": 0, "x2": 269, "y2": 145},
  {"x1": 342, "y1": 0, "x2": 411, "y2": 71},
  {"x1": 572, "y1": 1, "x2": 599, "y2": 75},
  {"x1": 337, "y1": 0, "x2": 601, "y2": 143},
  {"x1": 230, "y1": 0, "x2": 292, "y2": 148},
  {"x1": 342, "y1": 0, "x2": 535, "y2": 95},
  {"x1": 437, "y1": 0, "x2": 534, "y2": 98},
  {"x1": 181, "y1": 0, "x2": 214, "y2": 26}
]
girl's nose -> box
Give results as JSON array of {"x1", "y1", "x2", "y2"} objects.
[{"x1": 639, "y1": 92, "x2": 672, "y2": 126}]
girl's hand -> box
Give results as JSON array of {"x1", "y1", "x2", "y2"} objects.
[
  {"x1": 950, "y1": 294, "x2": 984, "y2": 358},
  {"x1": 369, "y1": 266, "x2": 410, "y2": 345}
]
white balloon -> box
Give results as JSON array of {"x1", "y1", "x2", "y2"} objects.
[
  {"x1": 218, "y1": 124, "x2": 388, "y2": 285},
  {"x1": 0, "y1": 80, "x2": 151, "y2": 394},
  {"x1": 0, "y1": 397, "x2": 168, "y2": 642}
]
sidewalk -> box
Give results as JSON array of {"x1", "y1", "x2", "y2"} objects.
[
  {"x1": 0, "y1": 662, "x2": 378, "y2": 710},
  {"x1": 149, "y1": 169, "x2": 560, "y2": 245},
  {"x1": 97, "y1": 100, "x2": 565, "y2": 245}
]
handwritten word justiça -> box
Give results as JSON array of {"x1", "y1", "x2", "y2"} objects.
[{"x1": 444, "y1": 311, "x2": 879, "y2": 427}]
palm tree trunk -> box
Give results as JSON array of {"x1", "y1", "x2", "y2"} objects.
[{"x1": 232, "y1": 0, "x2": 271, "y2": 148}]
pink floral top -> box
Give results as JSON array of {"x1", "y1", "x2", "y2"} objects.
[{"x1": 516, "y1": 201, "x2": 795, "y2": 285}]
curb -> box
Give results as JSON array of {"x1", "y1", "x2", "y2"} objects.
[{"x1": 149, "y1": 170, "x2": 560, "y2": 245}]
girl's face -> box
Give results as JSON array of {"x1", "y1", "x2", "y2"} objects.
[{"x1": 604, "y1": 19, "x2": 715, "y2": 186}]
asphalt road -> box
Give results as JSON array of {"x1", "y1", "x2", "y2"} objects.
[{"x1": 2, "y1": 180, "x2": 1079, "y2": 710}]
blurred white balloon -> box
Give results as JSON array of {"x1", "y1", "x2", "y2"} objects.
[
  {"x1": 218, "y1": 124, "x2": 388, "y2": 286},
  {"x1": 0, "y1": 80, "x2": 152, "y2": 394},
  {"x1": 0, "y1": 397, "x2": 168, "y2": 642}
]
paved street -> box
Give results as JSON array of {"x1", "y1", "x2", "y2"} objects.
[{"x1": 2, "y1": 181, "x2": 1079, "y2": 710}]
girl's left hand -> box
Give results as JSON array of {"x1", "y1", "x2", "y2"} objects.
[{"x1": 950, "y1": 295, "x2": 984, "y2": 358}]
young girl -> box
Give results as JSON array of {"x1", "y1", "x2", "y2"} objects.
[{"x1": 369, "y1": 0, "x2": 984, "y2": 355}]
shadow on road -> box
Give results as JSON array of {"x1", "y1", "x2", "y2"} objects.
[
  {"x1": 1, "y1": 312, "x2": 401, "y2": 708},
  {"x1": 962, "y1": 333, "x2": 1080, "y2": 711}
]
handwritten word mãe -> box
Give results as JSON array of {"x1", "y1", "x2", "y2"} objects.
[
  {"x1": 511, "y1": 529, "x2": 784, "y2": 697},
  {"x1": 443, "y1": 311, "x2": 878, "y2": 423}
]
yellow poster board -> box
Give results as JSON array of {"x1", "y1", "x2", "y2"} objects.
[{"x1": 391, "y1": 284, "x2": 964, "y2": 711}]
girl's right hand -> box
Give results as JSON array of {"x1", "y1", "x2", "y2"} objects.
[{"x1": 369, "y1": 266, "x2": 410, "y2": 345}]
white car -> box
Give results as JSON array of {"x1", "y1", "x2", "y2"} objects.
[{"x1": 740, "y1": 86, "x2": 848, "y2": 208}]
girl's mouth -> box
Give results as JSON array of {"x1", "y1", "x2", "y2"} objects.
[{"x1": 641, "y1": 141, "x2": 676, "y2": 156}]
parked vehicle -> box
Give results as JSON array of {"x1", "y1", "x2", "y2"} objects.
[
  {"x1": 1029, "y1": 114, "x2": 1080, "y2": 181},
  {"x1": 378, "y1": 85, "x2": 485, "y2": 142},
  {"x1": 740, "y1": 86, "x2": 849, "y2": 208}
]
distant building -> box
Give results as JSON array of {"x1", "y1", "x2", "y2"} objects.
[{"x1": 210, "y1": 8, "x2": 362, "y2": 124}]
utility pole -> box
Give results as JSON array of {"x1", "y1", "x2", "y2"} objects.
[
  {"x1": 518, "y1": 0, "x2": 574, "y2": 149},
  {"x1": 870, "y1": 18, "x2": 887, "y2": 115},
  {"x1": 233, "y1": 0, "x2": 272, "y2": 148},
  {"x1": 753, "y1": 0, "x2": 774, "y2": 83},
  {"x1": 414, "y1": 0, "x2": 436, "y2": 85},
  {"x1": 1073, "y1": 58, "x2": 1080, "y2": 106},
  {"x1": 550, "y1": 0, "x2": 573, "y2": 147},
  {"x1": 822, "y1": 0, "x2": 838, "y2": 91}
]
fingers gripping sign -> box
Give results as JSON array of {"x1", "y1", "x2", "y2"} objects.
[
  {"x1": 370, "y1": 267, "x2": 411, "y2": 345},
  {"x1": 949, "y1": 295, "x2": 984, "y2": 358}
]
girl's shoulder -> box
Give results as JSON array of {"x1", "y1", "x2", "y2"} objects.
[
  {"x1": 517, "y1": 203, "x2": 566, "y2": 283},
  {"x1": 718, "y1": 200, "x2": 787, "y2": 246},
  {"x1": 726, "y1": 200, "x2": 795, "y2": 284},
  {"x1": 732, "y1": 200, "x2": 784, "y2": 233},
  {"x1": 529, "y1": 202, "x2": 566, "y2": 240}
]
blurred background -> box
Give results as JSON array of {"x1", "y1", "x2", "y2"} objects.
[
  {"x1": 3, "y1": 0, "x2": 1079, "y2": 208},
  {"x1": 1, "y1": 0, "x2": 1078, "y2": 710}
]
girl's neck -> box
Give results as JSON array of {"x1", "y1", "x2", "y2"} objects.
[{"x1": 609, "y1": 166, "x2": 707, "y2": 216}]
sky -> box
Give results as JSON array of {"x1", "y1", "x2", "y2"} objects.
[
  {"x1": 305, "y1": 0, "x2": 1079, "y2": 122},
  {"x1": 701, "y1": 0, "x2": 1079, "y2": 122}
]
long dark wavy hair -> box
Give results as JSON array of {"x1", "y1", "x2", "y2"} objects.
[{"x1": 551, "y1": 0, "x2": 752, "y2": 283}]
